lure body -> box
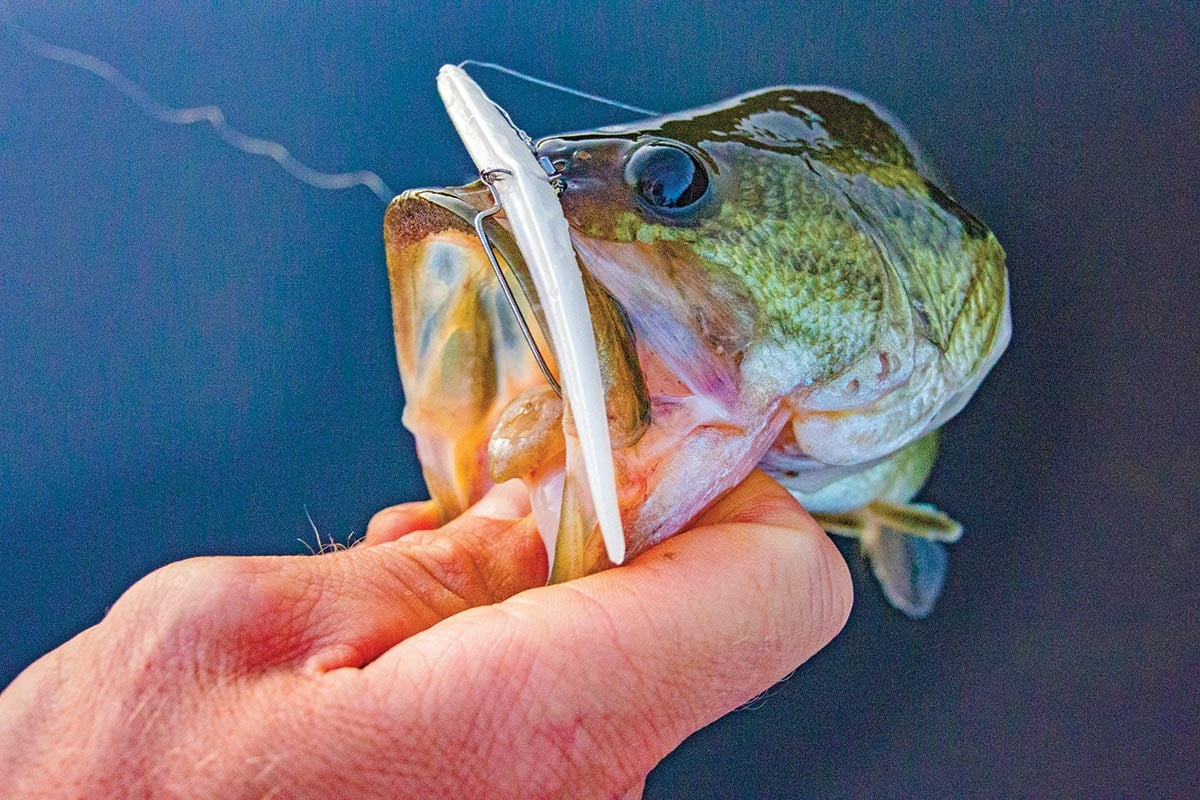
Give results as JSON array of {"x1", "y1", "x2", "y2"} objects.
[{"x1": 384, "y1": 80, "x2": 1009, "y2": 616}]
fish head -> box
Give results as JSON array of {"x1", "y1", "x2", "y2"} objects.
[{"x1": 384, "y1": 86, "x2": 1009, "y2": 578}]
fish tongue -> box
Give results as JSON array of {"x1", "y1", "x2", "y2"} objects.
[
  {"x1": 489, "y1": 385, "x2": 566, "y2": 484},
  {"x1": 437, "y1": 64, "x2": 626, "y2": 567}
]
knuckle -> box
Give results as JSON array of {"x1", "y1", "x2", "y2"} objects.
[
  {"x1": 114, "y1": 556, "x2": 312, "y2": 667},
  {"x1": 118, "y1": 557, "x2": 234, "y2": 618},
  {"x1": 385, "y1": 533, "x2": 497, "y2": 612}
]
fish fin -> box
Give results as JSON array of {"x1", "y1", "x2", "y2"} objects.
[
  {"x1": 810, "y1": 511, "x2": 868, "y2": 538},
  {"x1": 813, "y1": 501, "x2": 959, "y2": 617},
  {"x1": 865, "y1": 524, "x2": 948, "y2": 619},
  {"x1": 867, "y1": 500, "x2": 963, "y2": 543}
]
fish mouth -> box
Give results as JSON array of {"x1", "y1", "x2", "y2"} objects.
[
  {"x1": 385, "y1": 180, "x2": 796, "y2": 578},
  {"x1": 387, "y1": 181, "x2": 662, "y2": 576}
]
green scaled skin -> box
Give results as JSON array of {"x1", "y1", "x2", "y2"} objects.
[{"x1": 537, "y1": 86, "x2": 1009, "y2": 616}]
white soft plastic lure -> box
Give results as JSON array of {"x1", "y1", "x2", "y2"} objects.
[{"x1": 435, "y1": 65, "x2": 625, "y2": 566}]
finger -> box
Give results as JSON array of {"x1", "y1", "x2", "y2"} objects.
[
  {"x1": 364, "y1": 500, "x2": 440, "y2": 545},
  {"x1": 293, "y1": 479, "x2": 542, "y2": 670},
  {"x1": 366, "y1": 480, "x2": 533, "y2": 546},
  {"x1": 121, "y1": 480, "x2": 544, "y2": 674},
  {"x1": 370, "y1": 470, "x2": 852, "y2": 795}
]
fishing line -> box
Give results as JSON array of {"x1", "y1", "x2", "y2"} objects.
[
  {"x1": 0, "y1": 3, "x2": 395, "y2": 203},
  {"x1": 458, "y1": 60, "x2": 660, "y2": 117},
  {"x1": 0, "y1": 5, "x2": 659, "y2": 204}
]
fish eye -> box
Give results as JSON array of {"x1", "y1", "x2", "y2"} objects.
[{"x1": 625, "y1": 143, "x2": 709, "y2": 212}]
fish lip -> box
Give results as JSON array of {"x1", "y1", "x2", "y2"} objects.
[
  {"x1": 384, "y1": 184, "x2": 507, "y2": 253},
  {"x1": 405, "y1": 183, "x2": 496, "y2": 224}
]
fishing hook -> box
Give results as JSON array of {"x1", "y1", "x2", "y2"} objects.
[{"x1": 473, "y1": 168, "x2": 563, "y2": 396}]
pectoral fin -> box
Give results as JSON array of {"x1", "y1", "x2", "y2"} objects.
[{"x1": 867, "y1": 500, "x2": 963, "y2": 542}]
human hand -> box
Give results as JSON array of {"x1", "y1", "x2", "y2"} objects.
[{"x1": 0, "y1": 470, "x2": 851, "y2": 799}]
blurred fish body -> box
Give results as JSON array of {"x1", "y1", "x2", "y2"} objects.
[{"x1": 384, "y1": 84, "x2": 1009, "y2": 616}]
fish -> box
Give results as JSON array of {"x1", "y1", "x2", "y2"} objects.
[{"x1": 383, "y1": 77, "x2": 1010, "y2": 617}]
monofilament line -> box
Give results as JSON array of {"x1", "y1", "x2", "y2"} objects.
[
  {"x1": 458, "y1": 60, "x2": 660, "y2": 117},
  {"x1": 1, "y1": 4, "x2": 395, "y2": 203}
]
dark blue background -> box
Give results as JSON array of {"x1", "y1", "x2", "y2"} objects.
[{"x1": 2, "y1": 3, "x2": 1196, "y2": 796}]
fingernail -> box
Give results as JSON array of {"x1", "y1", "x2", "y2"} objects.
[
  {"x1": 368, "y1": 505, "x2": 411, "y2": 531},
  {"x1": 365, "y1": 500, "x2": 440, "y2": 545},
  {"x1": 469, "y1": 479, "x2": 531, "y2": 520}
]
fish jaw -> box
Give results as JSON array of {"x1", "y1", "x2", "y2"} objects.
[{"x1": 383, "y1": 187, "x2": 544, "y2": 521}]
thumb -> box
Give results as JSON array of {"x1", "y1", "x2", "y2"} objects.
[
  {"x1": 371, "y1": 470, "x2": 853, "y2": 795},
  {"x1": 307, "y1": 479, "x2": 548, "y2": 670}
]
